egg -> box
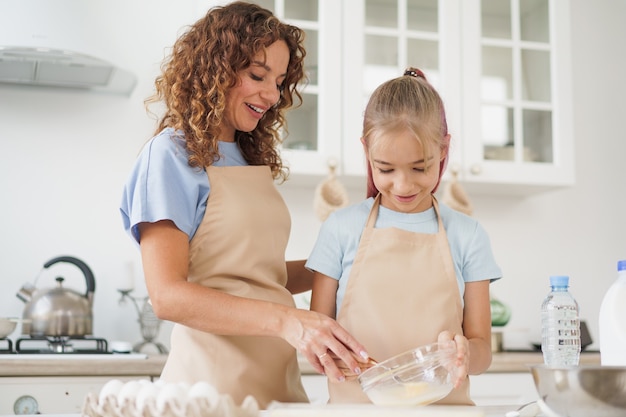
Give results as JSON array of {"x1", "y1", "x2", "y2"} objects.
[
  {"x1": 117, "y1": 380, "x2": 143, "y2": 406},
  {"x1": 153, "y1": 379, "x2": 166, "y2": 389},
  {"x1": 135, "y1": 382, "x2": 160, "y2": 412},
  {"x1": 176, "y1": 381, "x2": 191, "y2": 392},
  {"x1": 188, "y1": 381, "x2": 221, "y2": 406},
  {"x1": 137, "y1": 379, "x2": 152, "y2": 387},
  {"x1": 156, "y1": 382, "x2": 188, "y2": 411},
  {"x1": 98, "y1": 379, "x2": 125, "y2": 404}
]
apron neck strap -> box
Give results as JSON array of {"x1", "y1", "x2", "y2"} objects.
[{"x1": 366, "y1": 194, "x2": 442, "y2": 230}]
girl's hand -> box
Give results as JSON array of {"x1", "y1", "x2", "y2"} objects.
[
  {"x1": 438, "y1": 330, "x2": 469, "y2": 388},
  {"x1": 282, "y1": 308, "x2": 370, "y2": 383}
]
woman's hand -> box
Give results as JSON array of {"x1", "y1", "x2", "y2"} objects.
[
  {"x1": 438, "y1": 330, "x2": 469, "y2": 389},
  {"x1": 331, "y1": 351, "x2": 377, "y2": 381},
  {"x1": 282, "y1": 308, "x2": 370, "y2": 383}
]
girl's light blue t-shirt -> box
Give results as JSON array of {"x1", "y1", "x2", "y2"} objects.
[
  {"x1": 305, "y1": 198, "x2": 502, "y2": 313},
  {"x1": 120, "y1": 127, "x2": 247, "y2": 243}
]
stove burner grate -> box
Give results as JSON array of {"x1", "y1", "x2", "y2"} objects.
[
  {"x1": 15, "y1": 336, "x2": 109, "y2": 354},
  {"x1": 0, "y1": 338, "x2": 13, "y2": 354}
]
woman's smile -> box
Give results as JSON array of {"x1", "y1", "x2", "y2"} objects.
[{"x1": 245, "y1": 102, "x2": 267, "y2": 119}]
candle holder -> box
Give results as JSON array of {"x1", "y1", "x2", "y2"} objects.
[{"x1": 118, "y1": 289, "x2": 168, "y2": 354}]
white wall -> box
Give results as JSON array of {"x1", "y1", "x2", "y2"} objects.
[{"x1": 0, "y1": 0, "x2": 624, "y2": 353}]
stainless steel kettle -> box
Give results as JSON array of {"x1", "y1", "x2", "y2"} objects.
[{"x1": 16, "y1": 256, "x2": 96, "y2": 337}]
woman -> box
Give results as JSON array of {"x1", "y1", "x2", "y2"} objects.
[{"x1": 120, "y1": 1, "x2": 368, "y2": 408}]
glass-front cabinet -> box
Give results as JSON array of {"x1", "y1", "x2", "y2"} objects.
[
  {"x1": 459, "y1": 0, "x2": 574, "y2": 193},
  {"x1": 253, "y1": 0, "x2": 573, "y2": 194},
  {"x1": 254, "y1": 0, "x2": 343, "y2": 177}
]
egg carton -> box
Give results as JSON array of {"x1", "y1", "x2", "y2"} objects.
[{"x1": 81, "y1": 386, "x2": 259, "y2": 417}]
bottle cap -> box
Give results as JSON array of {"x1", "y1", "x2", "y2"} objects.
[
  {"x1": 549, "y1": 275, "x2": 569, "y2": 287},
  {"x1": 618, "y1": 260, "x2": 626, "y2": 271}
]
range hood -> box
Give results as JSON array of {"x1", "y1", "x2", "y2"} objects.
[
  {"x1": 0, "y1": 0, "x2": 138, "y2": 96},
  {"x1": 0, "y1": 46, "x2": 137, "y2": 95}
]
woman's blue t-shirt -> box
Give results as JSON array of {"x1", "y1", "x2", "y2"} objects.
[{"x1": 120, "y1": 127, "x2": 247, "y2": 243}]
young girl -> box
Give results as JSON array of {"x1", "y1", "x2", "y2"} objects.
[{"x1": 307, "y1": 68, "x2": 502, "y2": 404}]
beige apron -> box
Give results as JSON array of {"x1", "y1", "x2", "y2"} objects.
[
  {"x1": 160, "y1": 165, "x2": 308, "y2": 409},
  {"x1": 329, "y1": 195, "x2": 472, "y2": 405}
]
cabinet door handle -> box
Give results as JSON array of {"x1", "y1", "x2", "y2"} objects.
[{"x1": 470, "y1": 164, "x2": 483, "y2": 175}]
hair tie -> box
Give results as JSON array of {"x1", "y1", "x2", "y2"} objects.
[{"x1": 404, "y1": 68, "x2": 425, "y2": 79}]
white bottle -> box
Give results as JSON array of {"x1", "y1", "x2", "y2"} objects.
[
  {"x1": 541, "y1": 275, "x2": 581, "y2": 367},
  {"x1": 599, "y1": 260, "x2": 626, "y2": 365}
]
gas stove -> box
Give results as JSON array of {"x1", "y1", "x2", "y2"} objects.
[
  {"x1": 1, "y1": 335, "x2": 139, "y2": 354},
  {"x1": 0, "y1": 336, "x2": 148, "y2": 360},
  {"x1": 13, "y1": 335, "x2": 109, "y2": 354}
]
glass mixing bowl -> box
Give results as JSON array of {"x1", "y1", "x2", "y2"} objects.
[{"x1": 358, "y1": 342, "x2": 458, "y2": 406}]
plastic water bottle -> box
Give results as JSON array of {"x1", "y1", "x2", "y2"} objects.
[
  {"x1": 541, "y1": 275, "x2": 581, "y2": 367},
  {"x1": 599, "y1": 260, "x2": 626, "y2": 365}
]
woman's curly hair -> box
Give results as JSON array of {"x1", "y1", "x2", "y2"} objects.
[{"x1": 145, "y1": 1, "x2": 306, "y2": 181}]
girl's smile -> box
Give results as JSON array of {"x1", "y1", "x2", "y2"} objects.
[{"x1": 394, "y1": 194, "x2": 418, "y2": 204}]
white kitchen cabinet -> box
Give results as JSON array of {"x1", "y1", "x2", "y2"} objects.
[
  {"x1": 255, "y1": 0, "x2": 344, "y2": 177},
  {"x1": 342, "y1": 0, "x2": 574, "y2": 194},
  {"x1": 260, "y1": 0, "x2": 574, "y2": 195},
  {"x1": 456, "y1": 0, "x2": 574, "y2": 195},
  {"x1": 0, "y1": 355, "x2": 165, "y2": 415},
  {"x1": 0, "y1": 375, "x2": 151, "y2": 415},
  {"x1": 469, "y1": 372, "x2": 538, "y2": 406}
]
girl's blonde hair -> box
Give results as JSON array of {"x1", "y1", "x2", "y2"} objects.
[
  {"x1": 145, "y1": 1, "x2": 306, "y2": 181},
  {"x1": 362, "y1": 67, "x2": 449, "y2": 198}
]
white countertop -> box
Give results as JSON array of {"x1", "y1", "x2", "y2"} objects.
[
  {"x1": 0, "y1": 353, "x2": 147, "y2": 360},
  {"x1": 264, "y1": 404, "x2": 525, "y2": 416},
  {"x1": 0, "y1": 351, "x2": 600, "y2": 377},
  {"x1": 0, "y1": 354, "x2": 167, "y2": 377},
  {"x1": 0, "y1": 404, "x2": 543, "y2": 417}
]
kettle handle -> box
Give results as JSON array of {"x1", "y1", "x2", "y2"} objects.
[{"x1": 43, "y1": 256, "x2": 96, "y2": 296}]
